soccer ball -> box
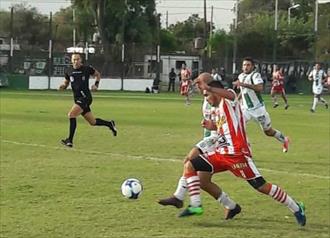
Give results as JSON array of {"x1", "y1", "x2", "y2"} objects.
[{"x1": 121, "y1": 178, "x2": 143, "y2": 199}]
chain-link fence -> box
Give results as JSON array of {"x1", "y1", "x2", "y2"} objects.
[{"x1": 1, "y1": 36, "x2": 329, "y2": 93}]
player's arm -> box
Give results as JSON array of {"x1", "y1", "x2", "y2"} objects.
[
  {"x1": 201, "y1": 119, "x2": 217, "y2": 131},
  {"x1": 308, "y1": 71, "x2": 313, "y2": 81},
  {"x1": 234, "y1": 80, "x2": 263, "y2": 92},
  {"x1": 59, "y1": 73, "x2": 70, "y2": 90},
  {"x1": 91, "y1": 68, "x2": 101, "y2": 91},
  {"x1": 196, "y1": 80, "x2": 235, "y2": 101}
]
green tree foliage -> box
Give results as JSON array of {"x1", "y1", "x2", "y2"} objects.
[
  {"x1": 160, "y1": 29, "x2": 177, "y2": 52},
  {"x1": 0, "y1": 4, "x2": 49, "y2": 48},
  {"x1": 315, "y1": 3, "x2": 330, "y2": 61},
  {"x1": 208, "y1": 29, "x2": 233, "y2": 59},
  {"x1": 167, "y1": 14, "x2": 210, "y2": 53},
  {"x1": 53, "y1": 6, "x2": 95, "y2": 50},
  {"x1": 235, "y1": 0, "x2": 323, "y2": 61},
  {"x1": 72, "y1": 0, "x2": 157, "y2": 45}
]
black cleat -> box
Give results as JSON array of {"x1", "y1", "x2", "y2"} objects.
[
  {"x1": 273, "y1": 104, "x2": 279, "y2": 108},
  {"x1": 61, "y1": 138, "x2": 73, "y2": 148},
  {"x1": 325, "y1": 104, "x2": 328, "y2": 109},
  {"x1": 158, "y1": 196, "x2": 183, "y2": 208},
  {"x1": 109, "y1": 120, "x2": 117, "y2": 136},
  {"x1": 285, "y1": 105, "x2": 289, "y2": 110},
  {"x1": 224, "y1": 204, "x2": 241, "y2": 220},
  {"x1": 310, "y1": 109, "x2": 315, "y2": 113}
]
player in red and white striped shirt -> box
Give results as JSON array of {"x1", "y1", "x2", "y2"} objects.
[{"x1": 177, "y1": 73, "x2": 306, "y2": 227}]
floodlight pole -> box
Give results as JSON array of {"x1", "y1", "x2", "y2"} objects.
[
  {"x1": 73, "y1": 8, "x2": 76, "y2": 47},
  {"x1": 288, "y1": 4, "x2": 300, "y2": 25},
  {"x1": 48, "y1": 11, "x2": 53, "y2": 89},
  {"x1": 314, "y1": 0, "x2": 319, "y2": 60},
  {"x1": 232, "y1": 0, "x2": 238, "y2": 74},
  {"x1": 272, "y1": 0, "x2": 278, "y2": 63},
  {"x1": 9, "y1": 7, "x2": 14, "y2": 73}
]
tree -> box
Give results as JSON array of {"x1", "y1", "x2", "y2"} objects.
[
  {"x1": 167, "y1": 14, "x2": 210, "y2": 53},
  {"x1": 53, "y1": 6, "x2": 95, "y2": 51},
  {"x1": 0, "y1": 4, "x2": 49, "y2": 49},
  {"x1": 235, "y1": 0, "x2": 318, "y2": 61},
  {"x1": 72, "y1": 0, "x2": 158, "y2": 73}
]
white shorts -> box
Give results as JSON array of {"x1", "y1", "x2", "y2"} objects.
[
  {"x1": 195, "y1": 135, "x2": 219, "y2": 154},
  {"x1": 313, "y1": 85, "x2": 323, "y2": 95},
  {"x1": 243, "y1": 106, "x2": 272, "y2": 131}
]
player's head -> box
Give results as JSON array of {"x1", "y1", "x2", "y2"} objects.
[
  {"x1": 182, "y1": 63, "x2": 186, "y2": 69},
  {"x1": 242, "y1": 57, "x2": 255, "y2": 74},
  {"x1": 315, "y1": 62, "x2": 321, "y2": 70},
  {"x1": 195, "y1": 72, "x2": 213, "y2": 93},
  {"x1": 71, "y1": 53, "x2": 82, "y2": 69},
  {"x1": 204, "y1": 80, "x2": 224, "y2": 106}
]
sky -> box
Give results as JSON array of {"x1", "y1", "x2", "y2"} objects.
[
  {"x1": 1, "y1": 0, "x2": 329, "y2": 31},
  {"x1": 0, "y1": 0, "x2": 236, "y2": 31}
]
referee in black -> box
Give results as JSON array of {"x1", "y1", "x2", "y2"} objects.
[{"x1": 59, "y1": 53, "x2": 117, "y2": 147}]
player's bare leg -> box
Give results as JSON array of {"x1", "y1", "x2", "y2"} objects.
[
  {"x1": 199, "y1": 171, "x2": 241, "y2": 220},
  {"x1": 83, "y1": 112, "x2": 117, "y2": 136},
  {"x1": 281, "y1": 91, "x2": 289, "y2": 110},
  {"x1": 158, "y1": 148, "x2": 200, "y2": 208},
  {"x1": 271, "y1": 90, "x2": 279, "y2": 108},
  {"x1": 61, "y1": 104, "x2": 82, "y2": 147},
  {"x1": 264, "y1": 127, "x2": 290, "y2": 153}
]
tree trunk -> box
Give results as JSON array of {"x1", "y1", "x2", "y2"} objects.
[{"x1": 95, "y1": 0, "x2": 111, "y2": 76}]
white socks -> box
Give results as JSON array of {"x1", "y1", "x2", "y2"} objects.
[
  {"x1": 218, "y1": 192, "x2": 236, "y2": 209},
  {"x1": 173, "y1": 176, "x2": 187, "y2": 201},
  {"x1": 274, "y1": 129, "x2": 285, "y2": 143},
  {"x1": 269, "y1": 184, "x2": 299, "y2": 213}
]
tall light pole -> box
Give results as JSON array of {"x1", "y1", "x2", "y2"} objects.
[
  {"x1": 272, "y1": 0, "x2": 278, "y2": 63},
  {"x1": 232, "y1": 0, "x2": 238, "y2": 74},
  {"x1": 314, "y1": 0, "x2": 319, "y2": 60},
  {"x1": 288, "y1": 4, "x2": 300, "y2": 25},
  {"x1": 314, "y1": 0, "x2": 319, "y2": 32}
]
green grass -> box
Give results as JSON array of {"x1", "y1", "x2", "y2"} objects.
[{"x1": 0, "y1": 90, "x2": 329, "y2": 238}]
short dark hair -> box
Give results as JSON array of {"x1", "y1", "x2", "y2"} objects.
[
  {"x1": 243, "y1": 57, "x2": 254, "y2": 65},
  {"x1": 208, "y1": 80, "x2": 224, "y2": 89}
]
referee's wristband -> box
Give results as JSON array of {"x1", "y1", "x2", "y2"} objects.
[{"x1": 94, "y1": 81, "x2": 100, "y2": 87}]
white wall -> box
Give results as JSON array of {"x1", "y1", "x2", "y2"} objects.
[{"x1": 29, "y1": 76, "x2": 153, "y2": 91}]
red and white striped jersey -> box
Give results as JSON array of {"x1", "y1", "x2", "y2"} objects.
[{"x1": 212, "y1": 92, "x2": 251, "y2": 156}]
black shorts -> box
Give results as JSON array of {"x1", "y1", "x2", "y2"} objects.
[{"x1": 74, "y1": 97, "x2": 92, "y2": 115}]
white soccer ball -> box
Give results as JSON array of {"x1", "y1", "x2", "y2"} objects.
[{"x1": 121, "y1": 178, "x2": 143, "y2": 199}]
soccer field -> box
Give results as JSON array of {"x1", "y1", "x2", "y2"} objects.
[{"x1": 0, "y1": 90, "x2": 329, "y2": 238}]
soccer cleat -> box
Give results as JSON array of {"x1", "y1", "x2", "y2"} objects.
[
  {"x1": 325, "y1": 104, "x2": 328, "y2": 109},
  {"x1": 158, "y1": 196, "x2": 183, "y2": 208},
  {"x1": 310, "y1": 109, "x2": 315, "y2": 113},
  {"x1": 224, "y1": 204, "x2": 241, "y2": 220},
  {"x1": 285, "y1": 104, "x2": 289, "y2": 110},
  {"x1": 178, "y1": 205, "x2": 204, "y2": 217},
  {"x1": 273, "y1": 103, "x2": 279, "y2": 108},
  {"x1": 282, "y1": 137, "x2": 290, "y2": 153},
  {"x1": 109, "y1": 120, "x2": 117, "y2": 136},
  {"x1": 61, "y1": 138, "x2": 73, "y2": 148},
  {"x1": 294, "y1": 202, "x2": 306, "y2": 226}
]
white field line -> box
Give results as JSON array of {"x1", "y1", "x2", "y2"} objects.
[{"x1": 2, "y1": 139, "x2": 329, "y2": 180}]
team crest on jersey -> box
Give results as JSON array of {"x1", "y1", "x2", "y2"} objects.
[
  {"x1": 216, "y1": 115, "x2": 226, "y2": 129},
  {"x1": 70, "y1": 76, "x2": 74, "y2": 82},
  {"x1": 82, "y1": 76, "x2": 85, "y2": 81}
]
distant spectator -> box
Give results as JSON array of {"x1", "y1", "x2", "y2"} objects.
[
  {"x1": 211, "y1": 68, "x2": 222, "y2": 81},
  {"x1": 168, "y1": 68, "x2": 176, "y2": 92}
]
